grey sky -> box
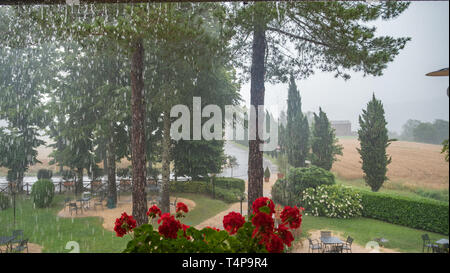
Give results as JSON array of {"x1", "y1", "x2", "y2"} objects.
[{"x1": 240, "y1": 1, "x2": 449, "y2": 133}]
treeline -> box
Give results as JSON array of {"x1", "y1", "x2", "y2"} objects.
[{"x1": 398, "y1": 119, "x2": 449, "y2": 145}]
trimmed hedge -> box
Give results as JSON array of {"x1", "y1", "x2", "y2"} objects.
[
  {"x1": 169, "y1": 178, "x2": 245, "y2": 203},
  {"x1": 214, "y1": 177, "x2": 246, "y2": 192},
  {"x1": 360, "y1": 191, "x2": 449, "y2": 235},
  {"x1": 0, "y1": 193, "x2": 10, "y2": 210}
]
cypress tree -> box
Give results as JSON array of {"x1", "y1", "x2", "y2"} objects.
[
  {"x1": 311, "y1": 107, "x2": 343, "y2": 170},
  {"x1": 357, "y1": 94, "x2": 392, "y2": 192},
  {"x1": 286, "y1": 74, "x2": 309, "y2": 167}
]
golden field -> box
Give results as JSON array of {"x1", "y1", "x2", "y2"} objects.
[{"x1": 332, "y1": 138, "x2": 449, "y2": 190}]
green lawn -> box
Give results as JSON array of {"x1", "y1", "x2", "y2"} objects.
[
  {"x1": 0, "y1": 193, "x2": 229, "y2": 253},
  {"x1": 172, "y1": 193, "x2": 230, "y2": 227},
  {"x1": 336, "y1": 177, "x2": 449, "y2": 202},
  {"x1": 0, "y1": 195, "x2": 128, "y2": 253},
  {"x1": 300, "y1": 215, "x2": 448, "y2": 253}
]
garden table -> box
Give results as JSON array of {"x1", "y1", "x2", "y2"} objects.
[
  {"x1": 320, "y1": 237, "x2": 344, "y2": 253},
  {"x1": 0, "y1": 235, "x2": 15, "y2": 253}
]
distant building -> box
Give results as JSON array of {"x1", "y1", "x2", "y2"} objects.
[{"x1": 330, "y1": 120, "x2": 352, "y2": 136}]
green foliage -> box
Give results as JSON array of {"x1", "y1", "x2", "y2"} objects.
[
  {"x1": 116, "y1": 168, "x2": 130, "y2": 178},
  {"x1": 6, "y1": 170, "x2": 18, "y2": 183},
  {"x1": 214, "y1": 177, "x2": 246, "y2": 193},
  {"x1": 31, "y1": 179, "x2": 55, "y2": 208},
  {"x1": 169, "y1": 178, "x2": 245, "y2": 203},
  {"x1": 275, "y1": 154, "x2": 289, "y2": 175},
  {"x1": 360, "y1": 191, "x2": 449, "y2": 235},
  {"x1": 285, "y1": 75, "x2": 309, "y2": 167},
  {"x1": 270, "y1": 166, "x2": 335, "y2": 206},
  {"x1": 311, "y1": 107, "x2": 343, "y2": 171},
  {"x1": 37, "y1": 169, "x2": 53, "y2": 180},
  {"x1": 89, "y1": 165, "x2": 103, "y2": 181},
  {"x1": 400, "y1": 119, "x2": 449, "y2": 145},
  {"x1": 172, "y1": 140, "x2": 226, "y2": 180},
  {"x1": 301, "y1": 185, "x2": 363, "y2": 218},
  {"x1": 61, "y1": 170, "x2": 75, "y2": 181},
  {"x1": 264, "y1": 166, "x2": 271, "y2": 178},
  {"x1": 357, "y1": 94, "x2": 391, "y2": 192},
  {"x1": 123, "y1": 221, "x2": 266, "y2": 253},
  {"x1": 441, "y1": 139, "x2": 449, "y2": 162},
  {"x1": 0, "y1": 193, "x2": 10, "y2": 211}
]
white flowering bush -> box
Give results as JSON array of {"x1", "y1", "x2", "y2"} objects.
[{"x1": 301, "y1": 185, "x2": 363, "y2": 218}]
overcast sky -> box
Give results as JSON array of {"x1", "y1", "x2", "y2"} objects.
[{"x1": 240, "y1": 1, "x2": 449, "y2": 133}]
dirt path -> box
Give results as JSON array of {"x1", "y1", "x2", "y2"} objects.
[
  {"x1": 0, "y1": 243, "x2": 43, "y2": 253},
  {"x1": 58, "y1": 196, "x2": 196, "y2": 232}
]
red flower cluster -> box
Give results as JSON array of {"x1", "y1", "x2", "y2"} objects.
[
  {"x1": 276, "y1": 224, "x2": 294, "y2": 247},
  {"x1": 252, "y1": 197, "x2": 275, "y2": 215},
  {"x1": 114, "y1": 212, "x2": 137, "y2": 237},
  {"x1": 223, "y1": 212, "x2": 245, "y2": 235},
  {"x1": 115, "y1": 197, "x2": 302, "y2": 254},
  {"x1": 280, "y1": 206, "x2": 303, "y2": 229},
  {"x1": 147, "y1": 205, "x2": 162, "y2": 219},
  {"x1": 250, "y1": 197, "x2": 302, "y2": 253},
  {"x1": 175, "y1": 202, "x2": 189, "y2": 218},
  {"x1": 158, "y1": 213, "x2": 182, "y2": 239}
]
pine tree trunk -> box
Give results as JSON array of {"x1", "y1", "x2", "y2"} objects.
[
  {"x1": 107, "y1": 134, "x2": 117, "y2": 208},
  {"x1": 130, "y1": 37, "x2": 147, "y2": 226},
  {"x1": 160, "y1": 110, "x2": 171, "y2": 214},
  {"x1": 75, "y1": 167, "x2": 83, "y2": 196},
  {"x1": 247, "y1": 22, "x2": 266, "y2": 217}
]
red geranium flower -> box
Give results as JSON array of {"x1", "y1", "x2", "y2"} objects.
[
  {"x1": 280, "y1": 206, "x2": 302, "y2": 229},
  {"x1": 182, "y1": 224, "x2": 192, "y2": 240},
  {"x1": 176, "y1": 202, "x2": 189, "y2": 213},
  {"x1": 265, "y1": 233, "x2": 284, "y2": 253},
  {"x1": 276, "y1": 224, "x2": 294, "y2": 247},
  {"x1": 158, "y1": 213, "x2": 182, "y2": 239},
  {"x1": 252, "y1": 197, "x2": 275, "y2": 215},
  {"x1": 114, "y1": 212, "x2": 137, "y2": 237},
  {"x1": 223, "y1": 211, "x2": 245, "y2": 235},
  {"x1": 146, "y1": 205, "x2": 162, "y2": 219},
  {"x1": 251, "y1": 211, "x2": 274, "y2": 230}
]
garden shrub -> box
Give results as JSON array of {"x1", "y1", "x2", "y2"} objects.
[
  {"x1": 116, "y1": 168, "x2": 130, "y2": 178},
  {"x1": 271, "y1": 166, "x2": 335, "y2": 206},
  {"x1": 31, "y1": 179, "x2": 55, "y2": 208},
  {"x1": 214, "y1": 177, "x2": 245, "y2": 192},
  {"x1": 0, "y1": 193, "x2": 10, "y2": 210},
  {"x1": 301, "y1": 185, "x2": 363, "y2": 218},
  {"x1": 360, "y1": 191, "x2": 449, "y2": 235},
  {"x1": 169, "y1": 178, "x2": 245, "y2": 203},
  {"x1": 37, "y1": 169, "x2": 53, "y2": 180}
]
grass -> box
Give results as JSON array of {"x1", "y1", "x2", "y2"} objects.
[
  {"x1": 171, "y1": 193, "x2": 230, "y2": 227},
  {"x1": 0, "y1": 195, "x2": 128, "y2": 253},
  {"x1": 0, "y1": 192, "x2": 229, "y2": 252},
  {"x1": 300, "y1": 215, "x2": 448, "y2": 253},
  {"x1": 335, "y1": 176, "x2": 449, "y2": 202}
]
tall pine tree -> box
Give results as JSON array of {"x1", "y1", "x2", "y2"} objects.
[
  {"x1": 311, "y1": 107, "x2": 343, "y2": 171},
  {"x1": 357, "y1": 94, "x2": 392, "y2": 192},
  {"x1": 286, "y1": 74, "x2": 309, "y2": 167}
]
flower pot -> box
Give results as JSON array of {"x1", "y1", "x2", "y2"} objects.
[{"x1": 277, "y1": 173, "x2": 284, "y2": 179}]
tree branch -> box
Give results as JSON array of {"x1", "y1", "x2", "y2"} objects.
[{"x1": 265, "y1": 26, "x2": 331, "y2": 48}]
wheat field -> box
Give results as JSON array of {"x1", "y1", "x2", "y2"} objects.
[{"x1": 332, "y1": 138, "x2": 449, "y2": 190}]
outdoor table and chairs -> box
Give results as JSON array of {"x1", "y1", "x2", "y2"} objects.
[
  {"x1": 0, "y1": 230, "x2": 29, "y2": 253},
  {"x1": 320, "y1": 236, "x2": 344, "y2": 253},
  {"x1": 0, "y1": 235, "x2": 15, "y2": 253},
  {"x1": 433, "y1": 239, "x2": 449, "y2": 253}
]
